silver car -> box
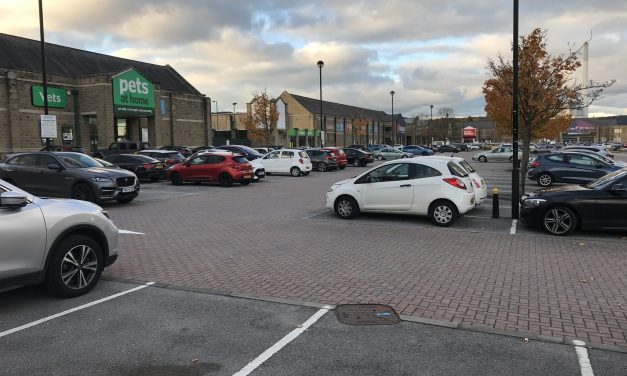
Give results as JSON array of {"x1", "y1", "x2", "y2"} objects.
[
  {"x1": 0, "y1": 179, "x2": 119, "y2": 297},
  {"x1": 472, "y1": 146, "x2": 514, "y2": 162}
]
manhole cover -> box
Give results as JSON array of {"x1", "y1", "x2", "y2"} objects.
[{"x1": 335, "y1": 304, "x2": 400, "y2": 325}]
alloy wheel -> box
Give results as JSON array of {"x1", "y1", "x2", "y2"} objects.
[
  {"x1": 337, "y1": 199, "x2": 353, "y2": 217},
  {"x1": 433, "y1": 205, "x2": 453, "y2": 224},
  {"x1": 60, "y1": 245, "x2": 98, "y2": 290},
  {"x1": 543, "y1": 208, "x2": 574, "y2": 235},
  {"x1": 538, "y1": 174, "x2": 552, "y2": 187}
]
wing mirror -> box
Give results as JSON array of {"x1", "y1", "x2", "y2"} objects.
[
  {"x1": 0, "y1": 191, "x2": 28, "y2": 209},
  {"x1": 610, "y1": 183, "x2": 626, "y2": 192},
  {"x1": 48, "y1": 163, "x2": 63, "y2": 171}
]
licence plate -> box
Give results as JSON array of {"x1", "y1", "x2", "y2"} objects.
[
  {"x1": 244, "y1": 175, "x2": 252, "y2": 179},
  {"x1": 155, "y1": 164, "x2": 164, "y2": 169},
  {"x1": 257, "y1": 171, "x2": 265, "y2": 176},
  {"x1": 122, "y1": 187, "x2": 135, "y2": 193}
]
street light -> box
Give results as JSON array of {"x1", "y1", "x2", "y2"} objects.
[
  {"x1": 317, "y1": 60, "x2": 324, "y2": 147},
  {"x1": 212, "y1": 100, "x2": 218, "y2": 129},
  {"x1": 390, "y1": 90, "x2": 395, "y2": 145},
  {"x1": 38, "y1": 0, "x2": 51, "y2": 151},
  {"x1": 232, "y1": 102, "x2": 237, "y2": 139},
  {"x1": 429, "y1": 104, "x2": 433, "y2": 145}
]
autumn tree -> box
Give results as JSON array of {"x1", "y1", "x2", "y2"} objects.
[
  {"x1": 353, "y1": 117, "x2": 368, "y2": 144},
  {"x1": 243, "y1": 91, "x2": 279, "y2": 146},
  {"x1": 483, "y1": 28, "x2": 614, "y2": 194}
]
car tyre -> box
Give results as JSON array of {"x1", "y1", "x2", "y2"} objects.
[
  {"x1": 339, "y1": 165, "x2": 346, "y2": 170},
  {"x1": 219, "y1": 173, "x2": 234, "y2": 187},
  {"x1": 377, "y1": 155, "x2": 384, "y2": 161},
  {"x1": 241, "y1": 180, "x2": 250, "y2": 186},
  {"x1": 478, "y1": 156, "x2": 487, "y2": 163},
  {"x1": 116, "y1": 196, "x2": 134, "y2": 204},
  {"x1": 401, "y1": 155, "x2": 408, "y2": 159},
  {"x1": 542, "y1": 206, "x2": 577, "y2": 236},
  {"x1": 290, "y1": 167, "x2": 301, "y2": 177},
  {"x1": 302, "y1": 171, "x2": 310, "y2": 176},
  {"x1": 170, "y1": 172, "x2": 183, "y2": 185},
  {"x1": 537, "y1": 173, "x2": 553, "y2": 187},
  {"x1": 353, "y1": 159, "x2": 361, "y2": 167},
  {"x1": 71, "y1": 183, "x2": 95, "y2": 202},
  {"x1": 429, "y1": 200, "x2": 458, "y2": 227},
  {"x1": 45, "y1": 234, "x2": 103, "y2": 298},
  {"x1": 334, "y1": 196, "x2": 359, "y2": 219},
  {"x1": 317, "y1": 163, "x2": 328, "y2": 172}
]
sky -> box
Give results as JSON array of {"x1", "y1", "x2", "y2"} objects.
[{"x1": 1, "y1": 0, "x2": 625, "y2": 119}]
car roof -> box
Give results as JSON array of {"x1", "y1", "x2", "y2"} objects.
[
  {"x1": 139, "y1": 149, "x2": 180, "y2": 153},
  {"x1": 419, "y1": 155, "x2": 464, "y2": 163}
]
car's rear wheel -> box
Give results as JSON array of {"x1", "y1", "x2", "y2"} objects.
[
  {"x1": 353, "y1": 159, "x2": 361, "y2": 167},
  {"x1": 377, "y1": 155, "x2": 384, "y2": 160},
  {"x1": 317, "y1": 163, "x2": 328, "y2": 172},
  {"x1": 537, "y1": 173, "x2": 553, "y2": 187},
  {"x1": 241, "y1": 180, "x2": 250, "y2": 185},
  {"x1": 45, "y1": 235, "x2": 103, "y2": 298},
  {"x1": 219, "y1": 173, "x2": 234, "y2": 187},
  {"x1": 339, "y1": 165, "x2": 346, "y2": 170},
  {"x1": 71, "y1": 183, "x2": 95, "y2": 202},
  {"x1": 478, "y1": 156, "x2": 487, "y2": 162},
  {"x1": 401, "y1": 155, "x2": 408, "y2": 159},
  {"x1": 116, "y1": 197, "x2": 134, "y2": 204},
  {"x1": 302, "y1": 171, "x2": 310, "y2": 176},
  {"x1": 429, "y1": 200, "x2": 458, "y2": 227},
  {"x1": 542, "y1": 206, "x2": 576, "y2": 235},
  {"x1": 170, "y1": 172, "x2": 183, "y2": 185},
  {"x1": 335, "y1": 196, "x2": 359, "y2": 219},
  {"x1": 290, "y1": 167, "x2": 301, "y2": 177}
]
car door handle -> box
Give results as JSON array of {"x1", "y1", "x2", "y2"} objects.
[{"x1": 400, "y1": 184, "x2": 411, "y2": 187}]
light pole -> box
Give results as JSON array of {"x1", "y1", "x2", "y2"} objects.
[
  {"x1": 212, "y1": 100, "x2": 218, "y2": 130},
  {"x1": 390, "y1": 91, "x2": 395, "y2": 145},
  {"x1": 232, "y1": 102, "x2": 237, "y2": 140},
  {"x1": 39, "y1": 0, "x2": 50, "y2": 151},
  {"x1": 317, "y1": 60, "x2": 324, "y2": 147},
  {"x1": 429, "y1": 105, "x2": 433, "y2": 145},
  {"x1": 512, "y1": 0, "x2": 520, "y2": 219}
]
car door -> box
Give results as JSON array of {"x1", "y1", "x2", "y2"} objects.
[
  {"x1": 261, "y1": 151, "x2": 280, "y2": 173},
  {"x1": 37, "y1": 154, "x2": 67, "y2": 197},
  {"x1": 590, "y1": 175, "x2": 627, "y2": 229},
  {"x1": 563, "y1": 154, "x2": 609, "y2": 183},
  {"x1": 0, "y1": 184, "x2": 47, "y2": 279},
  {"x1": 409, "y1": 163, "x2": 444, "y2": 214},
  {"x1": 205, "y1": 155, "x2": 226, "y2": 181},
  {"x1": 183, "y1": 155, "x2": 209, "y2": 181},
  {"x1": 360, "y1": 163, "x2": 413, "y2": 211}
]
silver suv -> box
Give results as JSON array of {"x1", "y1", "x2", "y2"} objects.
[{"x1": 0, "y1": 179, "x2": 119, "y2": 297}]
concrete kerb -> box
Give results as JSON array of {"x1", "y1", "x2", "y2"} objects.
[{"x1": 102, "y1": 276, "x2": 627, "y2": 354}]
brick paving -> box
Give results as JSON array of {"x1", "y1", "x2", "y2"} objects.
[{"x1": 103, "y1": 168, "x2": 627, "y2": 348}]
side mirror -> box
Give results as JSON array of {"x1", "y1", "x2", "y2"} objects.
[
  {"x1": 0, "y1": 191, "x2": 28, "y2": 209},
  {"x1": 48, "y1": 163, "x2": 63, "y2": 171},
  {"x1": 610, "y1": 183, "x2": 626, "y2": 192}
]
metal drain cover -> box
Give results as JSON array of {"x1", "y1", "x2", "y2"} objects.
[{"x1": 335, "y1": 304, "x2": 400, "y2": 325}]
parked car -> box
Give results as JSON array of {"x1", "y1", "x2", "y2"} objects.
[
  {"x1": 103, "y1": 154, "x2": 166, "y2": 182},
  {"x1": 249, "y1": 157, "x2": 266, "y2": 181},
  {"x1": 472, "y1": 146, "x2": 514, "y2": 162},
  {"x1": 92, "y1": 141, "x2": 152, "y2": 159},
  {"x1": 563, "y1": 145, "x2": 614, "y2": 159},
  {"x1": 305, "y1": 149, "x2": 339, "y2": 172},
  {"x1": 322, "y1": 147, "x2": 348, "y2": 169},
  {"x1": 40, "y1": 145, "x2": 86, "y2": 153},
  {"x1": 401, "y1": 145, "x2": 434, "y2": 156},
  {"x1": 326, "y1": 158, "x2": 476, "y2": 226},
  {"x1": 438, "y1": 145, "x2": 461, "y2": 153},
  {"x1": 166, "y1": 152, "x2": 254, "y2": 186},
  {"x1": 424, "y1": 156, "x2": 488, "y2": 205},
  {"x1": 367, "y1": 144, "x2": 390, "y2": 152},
  {"x1": 372, "y1": 148, "x2": 413, "y2": 160},
  {"x1": 452, "y1": 143, "x2": 468, "y2": 152},
  {"x1": 259, "y1": 149, "x2": 312, "y2": 176},
  {"x1": 343, "y1": 148, "x2": 374, "y2": 167},
  {"x1": 520, "y1": 168, "x2": 627, "y2": 235},
  {"x1": 347, "y1": 144, "x2": 368, "y2": 151},
  {"x1": 0, "y1": 178, "x2": 119, "y2": 297},
  {"x1": 467, "y1": 143, "x2": 481, "y2": 150},
  {"x1": 159, "y1": 145, "x2": 193, "y2": 158},
  {"x1": 0, "y1": 152, "x2": 139, "y2": 203},
  {"x1": 527, "y1": 152, "x2": 622, "y2": 187},
  {"x1": 254, "y1": 147, "x2": 271, "y2": 155},
  {"x1": 138, "y1": 150, "x2": 186, "y2": 168},
  {"x1": 191, "y1": 145, "x2": 215, "y2": 154},
  {"x1": 218, "y1": 145, "x2": 264, "y2": 161}
]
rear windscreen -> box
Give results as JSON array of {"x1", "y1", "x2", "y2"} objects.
[
  {"x1": 448, "y1": 162, "x2": 469, "y2": 177},
  {"x1": 232, "y1": 156, "x2": 249, "y2": 163},
  {"x1": 458, "y1": 160, "x2": 475, "y2": 173}
]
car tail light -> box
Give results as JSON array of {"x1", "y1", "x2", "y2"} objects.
[
  {"x1": 530, "y1": 161, "x2": 540, "y2": 168},
  {"x1": 473, "y1": 178, "x2": 481, "y2": 188},
  {"x1": 299, "y1": 158, "x2": 304, "y2": 164},
  {"x1": 166, "y1": 159, "x2": 174, "y2": 164},
  {"x1": 142, "y1": 163, "x2": 155, "y2": 169},
  {"x1": 443, "y1": 177, "x2": 467, "y2": 190}
]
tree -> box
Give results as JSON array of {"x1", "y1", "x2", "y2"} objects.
[
  {"x1": 483, "y1": 28, "x2": 614, "y2": 194},
  {"x1": 353, "y1": 117, "x2": 368, "y2": 144},
  {"x1": 243, "y1": 91, "x2": 279, "y2": 146}
]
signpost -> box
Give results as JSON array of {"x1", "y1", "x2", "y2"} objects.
[{"x1": 40, "y1": 114, "x2": 57, "y2": 139}]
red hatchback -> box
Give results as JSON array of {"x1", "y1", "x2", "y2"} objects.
[
  {"x1": 322, "y1": 147, "x2": 347, "y2": 169},
  {"x1": 167, "y1": 152, "x2": 253, "y2": 186}
]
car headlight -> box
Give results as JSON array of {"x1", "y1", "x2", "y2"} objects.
[
  {"x1": 89, "y1": 176, "x2": 113, "y2": 182},
  {"x1": 522, "y1": 198, "x2": 547, "y2": 208}
]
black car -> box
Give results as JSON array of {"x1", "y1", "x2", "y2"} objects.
[
  {"x1": 452, "y1": 143, "x2": 468, "y2": 151},
  {"x1": 528, "y1": 152, "x2": 622, "y2": 187},
  {"x1": 438, "y1": 145, "x2": 460, "y2": 153},
  {"x1": 160, "y1": 145, "x2": 193, "y2": 157},
  {"x1": 520, "y1": 168, "x2": 627, "y2": 235},
  {"x1": 343, "y1": 148, "x2": 374, "y2": 167},
  {"x1": 104, "y1": 154, "x2": 166, "y2": 182},
  {"x1": 305, "y1": 149, "x2": 339, "y2": 172},
  {"x1": 191, "y1": 145, "x2": 216, "y2": 154},
  {"x1": 218, "y1": 145, "x2": 264, "y2": 161},
  {"x1": 347, "y1": 144, "x2": 368, "y2": 151},
  {"x1": 0, "y1": 152, "x2": 139, "y2": 203}
]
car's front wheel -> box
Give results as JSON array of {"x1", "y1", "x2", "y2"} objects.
[
  {"x1": 537, "y1": 173, "x2": 553, "y2": 187},
  {"x1": 353, "y1": 159, "x2": 361, "y2": 167},
  {"x1": 317, "y1": 163, "x2": 328, "y2": 172},
  {"x1": 542, "y1": 206, "x2": 576, "y2": 235},
  {"x1": 429, "y1": 200, "x2": 458, "y2": 227},
  {"x1": 170, "y1": 172, "x2": 183, "y2": 185},
  {"x1": 219, "y1": 173, "x2": 234, "y2": 187},
  {"x1": 45, "y1": 235, "x2": 103, "y2": 298},
  {"x1": 71, "y1": 183, "x2": 95, "y2": 202},
  {"x1": 334, "y1": 196, "x2": 359, "y2": 219},
  {"x1": 377, "y1": 155, "x2": 384, "y2": 160},
  {"x1": 116, "y1": 196, "x2": 134, "y2": 204},
  {"x1": 478, "y1": 156, "x2": 487, "y2": 162}
]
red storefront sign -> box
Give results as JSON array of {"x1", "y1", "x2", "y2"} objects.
[{"x1": 462, "y1": 126, "x2": 476, "y2": 138}]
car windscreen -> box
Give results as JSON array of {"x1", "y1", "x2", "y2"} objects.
[
  {"x1": 447, "y1": 162, "x2": 469, "y2": 177},
  {"x1": 165, "y1": 152, "x2": 184, "y2": 158},
  {"x1": 134, "y1": 155, "x2": 161, "y2": 163},
  {"x1": 585, "y1": 169, "x2": 627, "y2": 189},
  {"x1": 57, "y1": 153, "x2": 102, "y2": 168},
  {"x1": 458, "y1": 160, "x2": 476, "y2": 173},
  {"x1": 298, "y1": 151, "x2": 309, "y2": 158},
  {"x1": 232, "y1": 156, "x2": 249, "y2": 163}
]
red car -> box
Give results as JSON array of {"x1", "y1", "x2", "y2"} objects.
[
  {"x1": 322, "y1": 147, "x2": 347, "y2": 169},
  {"x1": 166, "y1": 152, "x2": 254, "y2": 186}
]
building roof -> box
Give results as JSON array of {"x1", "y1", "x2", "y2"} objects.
[{"x1": 0, "y1": 33, "x2": 201, "y2": 95}]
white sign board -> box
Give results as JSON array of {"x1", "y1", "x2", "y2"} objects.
[
  {"x1": 321, "y1": 131, "x2": 325, "y2": 146},
  {"x1": 40, "y1": 115, "x2": 57, "y2": 138}
]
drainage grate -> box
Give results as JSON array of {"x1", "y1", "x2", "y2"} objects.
[{"x1": 335, "y1": 304, "x2": 400, "y2": 325}]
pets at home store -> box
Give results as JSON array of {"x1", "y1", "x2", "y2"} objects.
[
  {"x1": 111, "y1": 69, "x2": 155, "y2": 144},
  {"x1": 287, "y1": 128, "x2": 318, "y2": 147}
]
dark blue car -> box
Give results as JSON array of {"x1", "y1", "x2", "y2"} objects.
[
  {"x1": 528, "y1": 152, "x2": 622, "y2": 187},
  {"x1": 401, "y1": 145, "x2": 434, "y2": 156}
]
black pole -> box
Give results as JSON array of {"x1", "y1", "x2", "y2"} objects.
[
  {"x1": 512, "y1": 0, "x2": 520, "y2": 219},
  {"x1": 39, "y1": 0, "x2": 50, "y2": 151},
  {"x1": 430, "y1": 105, "x2": 433, "y2": 145},
  {"x1": 390, "y1": 91, "x2": 394, "y2": 146},
  {"x1": 317, "y1": 61, "x2": 324, "y2": 147}
]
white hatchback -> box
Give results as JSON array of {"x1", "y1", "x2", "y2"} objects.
[
  {"x1": 420, "y1": 156, "x2": 488, "y2": 205},
  {"x1": 326, "y1": 158, "x2": 476, "y2": 226},
  {"x1": 260, "y1": 149, "x2": 313, "y2": 176}
]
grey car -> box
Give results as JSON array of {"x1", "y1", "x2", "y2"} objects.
[
  {"x1": 472, "y1": 146, "x2": 514, "y2": 162},
  {"x1": 0, "y1": 179, "x2": 118, "y2": 297},
  {"x1": 0, "y1": 152, "x2": 140, "y2": 203},
  {"x1": 372, "y1": 148, "x2": 413, "y2": 160}
]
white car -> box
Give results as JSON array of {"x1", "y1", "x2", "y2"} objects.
[
  {"x1": 260, "y1": 149, "x2": 313, "y2": 176},
  {"x1": 419, "y1": 156, "x2": 488, "y2": 205},
  {"x1": 0, "y1": 179, "x2": 119, "y2": 297},
  {"x1": 563, "y1": 145, "x2": 614, "y2": 159},
  {"x1": 326, "y1": 158, "x2": 476, "y2": 226},
  {"x1": 467, "y1": 143, "x2": 481, "y2": 150},
  {"x1": 249, "y1": 157, "x2": 266, "y2": 181}
]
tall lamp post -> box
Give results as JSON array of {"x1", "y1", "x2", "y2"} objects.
[
  {"x1": 429, "y1": 104, "x2": 434, "y2": 145},
  {"x1": 317, "y1": 60, "x2": 324, "y2": 147},
  {"x1": 39, "y1": 0, "x2": 50, "y2": 151},
  {"x1": 390, "y1": 91, "x2": 395, "y2": 145},
  {"x1": 512, "y1": 0, "x2": 520, "y2": 219},
  {"x1": 212, "y1": 100, "x2": 218, "y2": 130},
  {"x1": 232, "y1": 102, "x2": 237, "y2": 141}
]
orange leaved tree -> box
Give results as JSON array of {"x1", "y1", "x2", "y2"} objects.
[{"x1": 243, "y1": 91, "x2": 279, "y2": 146}]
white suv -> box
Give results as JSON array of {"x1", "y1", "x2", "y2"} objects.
[
  {"x1": 260, "y1": 149, "x2": 313, "y2": 176},
  {"x1": 0, "y1": 179, "x2": 119, "y2": 297}
]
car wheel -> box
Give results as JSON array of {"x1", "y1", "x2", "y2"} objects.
[
  {"x1": 429, "y1": 200, "x2": 458, "y2": 227},
  {"x1": 542, "y1": 206, "x2": 577, "y2": 236},
  {"x1": 219, "y1": 173, "x2": 234, "y2": 187},
  {"x1": 45, "y1": 234, "x2": 103, "y2": 298},
  {"x1": 116, "y1": 197, "x2": 134, "y2": 204},
  {"x1": 377, "y1": 155, "x2": 384, "y2": 161},
  {"x1": 290, "y1": 167, "x2": 301, "y2": 177},
  {"x1": 71, "y1": 183, "x2": 95, "y2": 202},
  {"x1": 478, "y1": 156, "x2": 487, "y2": 163},
  {"x1": 170, "y1": 172, "x2": 183, "y2": 185},
  {"x1": 302, "y1": 171, "x2": 310, "y2": 176},
  {"x1": 509, "y1": 156, "x2": 514, "y2": 162},
  {"x1": 334, "y1": 196, "x2": 359, "y2": 219},
  {"x1": 422, "y1": 152, "x2": 428, "y2": 156},
  {"x1": 401, "y1": 155, "x2": 408, "y2": 159},
  {"x1": 241, "y1": 180, "x2": 250, "y2": 185},
  {"x1": 317, "y1": 163, "x2": 328, "y2": 172},
  {"x1": 353, "y1": 159, "x2": 361, "y2": 167},
  {"x1": 537, "y1": 173, "x2": 553, "y2": 187},
  {"x1": 339, "y1": 165, "x2": 346, "y2": 170}
]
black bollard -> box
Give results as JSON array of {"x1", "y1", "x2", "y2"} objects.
[{"x1": 492, "y1": 189, "x2": 499, "y2": 218}]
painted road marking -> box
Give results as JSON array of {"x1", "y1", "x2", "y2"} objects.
[
  {"x1": 0, "y1": 282, "x2": 155, "y2": 339},
  {"x1": 510, "y1": 219, "x2": 517, "y2": 235},
  {"x1": 233, "y1": 305, "x2": 333, "y2": 376},
  {"x1": 118, "y1": 229, "x2": 146, "y2": 235},
  {"x1": 573, "y1": 340, "x2": 594, "y2": 376}
]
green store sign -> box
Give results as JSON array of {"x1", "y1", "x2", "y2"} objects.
[
  {"x1": 112, "y1": 68, "x2": 155, "y2": 115},
  {"x1": 31, "y1": 86, "x2": 67, "y2": 108}
]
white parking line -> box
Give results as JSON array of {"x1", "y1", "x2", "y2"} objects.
[
  {"x1": 232, "y1": 305, "x2": 333, "y2": 376},
  {"x1": 118, "y1": 229, "x2": 146, "y2": 235},
  {"x1": 573, "y1": 340, "x2": 594, "y2": 376},
  {"x1": 0, "y1": 282, "x2": 155, "y2": 339},
  {"x1": 509, "y1": 219, "x2": 518, "y2": 235}
]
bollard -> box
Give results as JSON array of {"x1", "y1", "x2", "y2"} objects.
[{"x1": 492, "y1": 187, "x2": 499, "y2": 218}]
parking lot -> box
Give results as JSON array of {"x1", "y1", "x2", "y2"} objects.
[{"x1": 2, "y1": 150, "x2": 627, "y2": 375}]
